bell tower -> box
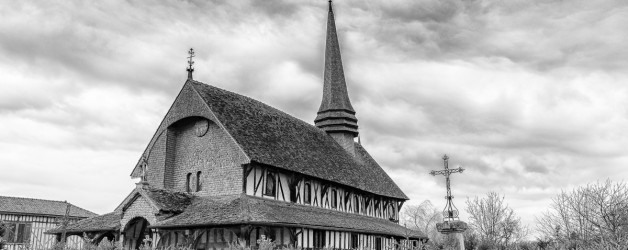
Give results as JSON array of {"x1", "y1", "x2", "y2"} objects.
[{"x1": 314, "y1": 1, "x2": 359, "y2": 156}]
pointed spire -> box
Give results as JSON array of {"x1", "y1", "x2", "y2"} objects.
[
  {"x1": 315, "y1": 1, "x2": 359, "y2": 154},
  {"x1": 187, "y1": 48, "x2": 195, "y2": 80}
]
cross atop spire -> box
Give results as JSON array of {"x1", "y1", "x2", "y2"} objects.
[
  {"x1": 187, "y1": 48, "x2": 195, "y2": 80},
  {"x1": 315, "y1": 0, "x2": 359, "y2": 145},
  {"x1": 430, "y1": 155, "x2": 465, "y2": 222}
]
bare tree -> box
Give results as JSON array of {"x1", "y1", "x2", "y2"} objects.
[
  {"x1": 536, "y1": 180, "x2": 628, "y2": 249},
  {"x1": 400, "y1": 200, "x2": 445, "y2": 247},
  {"x1": 466, "y1": 192, "x2": 528, "y2": 249}
]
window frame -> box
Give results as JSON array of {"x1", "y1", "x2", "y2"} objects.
[
  {"x1": 330, "y1": 189, "x2": 337, "y2": 209},
  {"x1": 196, "y1": 171, "x2": 202, "y2": 192},
  {"x1": 313, "y1": 229, "x2": 326, "y2": 248},
  {"x1": 186, "y1": 173, "x2": 192, "y2": 193},
  {"x1": 263, "y1": 171, "x2": 276, "y2": 197},
  {"x1": 3, "y1": 222, "x2": 31, "y2": 244},
  {"x1": 303, "y1": 182, "x2": 311, "y2": 205},
  {"x1": 350, "y1": 233, "x2": 359, "y2": 249}
]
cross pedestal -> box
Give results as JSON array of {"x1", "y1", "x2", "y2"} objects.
[{"x1": 436, "y1": 221, "x2": 467, "y2": 250}]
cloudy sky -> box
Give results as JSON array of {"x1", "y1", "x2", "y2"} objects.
[{"x1": 1, "y1": 0, "x2": 627, "y2": 234}]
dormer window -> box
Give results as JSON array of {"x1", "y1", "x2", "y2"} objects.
[
  {"x1": 331, "y1": 189, "x2": 337, "y2": 208},
  {"x1": 264, "y1": 171, "x2": 276, "y2": 196},
  {"x1": 304, "y1": 182, "x2": 311, "y2": 204}
]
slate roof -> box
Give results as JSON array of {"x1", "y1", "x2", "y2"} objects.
[
  {"x1": 0, "y1": 196, "x2": 97, "y2": 218},
  {"x1": 152, "y1": 194, "x2": 424, "y2": 239},
  {"x1": 190, "y1": 81, "x2": 408, "y2": 200},
  {"x1": 47, "y1": 212, "x2": 121, "y2": 234}
]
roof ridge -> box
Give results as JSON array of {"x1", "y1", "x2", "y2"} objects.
[
  {"x1": 190, "y1": 81, "x2": 325, "y2": 134},
  {"x1": 0, "y1": 195, "x2": 97, "y2": 217},
  {"x1": 0, "y1": 195, "x2": 71, "y2": 204}
]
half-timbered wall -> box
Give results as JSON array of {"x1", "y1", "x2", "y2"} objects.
[
  {"x1": 157, "y1": 226, "x2": 416, "y2": 250},
  {"x1": 157, "y1": 227, "x2": 293, "y2": 250},
  {"x1": 244, "y1": 165, "x2": 402, "y2": 222},
  {"x1": 0, "y1": 214, "x2": 83, "y2": 250},
  {"x1": 293, "y1": 228, "x2": 404, "y2": 250}
]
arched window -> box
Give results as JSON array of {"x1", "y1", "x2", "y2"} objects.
[
  {"x1": 331, "y1": 189, "x2": 337, "y2": 208},
  {"x1": 186, "y1": 173, "x2": 192, "y2": 193},
  {"x1": 264, "y1": 171, "x2": 276, "y2": 196},
  {"x1": 354, "y1": 196, "x2": 360, "y2": 213},
  {"x1": 196, "y1": 171, "x2": 202, "y2": 192},
  {"x1": 304, "y1": 183, "x2": 311, "y2": 204}
]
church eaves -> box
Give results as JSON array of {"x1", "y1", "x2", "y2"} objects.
[{"x1": 314, "y1": 1, "x2": 358, "y2": 136}]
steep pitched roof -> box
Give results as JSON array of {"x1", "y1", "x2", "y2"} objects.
[
  {"x1": 115, "y1": 187, "x2": 193, "y2": 214},
  {"x1": 152, "y1": 194, "x2": 424, "y2": 239},
  {"x1": 314, "y1": 1, "x2": 358, "y2": 135},
  {"x1": 190, "y1": 81, "x2": 407, "y2": 199},
  {"x1": 318, "y1": 1, "x2": 354, "y2": 114},
  {"x1": 0, "y1": 196, "x2": 97, "y2": 218},
  {"x1": 46, "y1": 212, "x2": 121, "y2": 234}
]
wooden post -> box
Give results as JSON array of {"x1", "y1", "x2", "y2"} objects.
[{"x1": 60, "y1": 201, "x2": 71, "y2": 247}]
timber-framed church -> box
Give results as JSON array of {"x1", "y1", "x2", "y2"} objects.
[{"x1": 50, "y1": 2, "x2": 426, "y2": 249}]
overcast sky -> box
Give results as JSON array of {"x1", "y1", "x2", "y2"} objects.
[{"x1": 1, "y1": 0, "x2": 627, "y2": 234}]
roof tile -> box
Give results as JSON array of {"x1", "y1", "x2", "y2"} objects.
[
  {"x1": 153, "y1": 194, "x2": 424, "y2": 239},
  {"x1": 190, "y1": 81, "x2": 407, "y2": 199},
  {"x1": 0, "y1": 196, "x2": 97, "y2": 218}
]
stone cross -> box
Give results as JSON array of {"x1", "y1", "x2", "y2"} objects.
[{"x1": 430, "y1": 154, "x2": 465, "y2": 221}]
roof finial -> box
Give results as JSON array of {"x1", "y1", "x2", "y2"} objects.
[{"x1": 187, "y1": 48, "x2": 195, "y2": 80}]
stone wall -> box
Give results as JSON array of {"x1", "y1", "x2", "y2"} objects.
[{"x1": 120, "y1": 196, "x2": 157, "y2": 229}]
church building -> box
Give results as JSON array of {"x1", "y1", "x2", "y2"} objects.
[{"x1": 50, "y1": 2, "x2": 426, "y2": 249}]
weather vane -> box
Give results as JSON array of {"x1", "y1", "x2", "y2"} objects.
[
  {"x1": 187, "y1": 48, "x2": 195, "y2": 80},
  {"x1": 430, "y1": 154, "x2": 465, "y2": 222}
]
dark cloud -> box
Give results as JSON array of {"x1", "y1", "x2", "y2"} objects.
[{"x1": 334, "y1": 0, "x2": 628, "y2": 72}]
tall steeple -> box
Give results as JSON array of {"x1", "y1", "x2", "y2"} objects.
[{"x1": 315, "y1": 1, "x2": 359, "y2": 155}]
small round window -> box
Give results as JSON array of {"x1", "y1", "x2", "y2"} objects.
[{"x1": 194, "y1": 119, "x2": 209, "y2": 137}]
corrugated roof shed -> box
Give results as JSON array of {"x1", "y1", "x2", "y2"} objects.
[{"x1": 0, "y1": 196, "x2": 97, "y2": 218}]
